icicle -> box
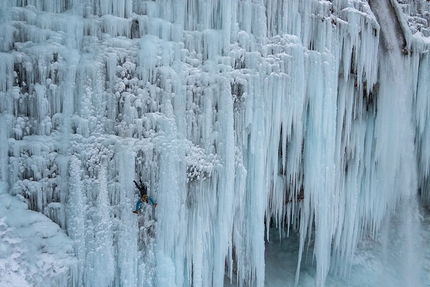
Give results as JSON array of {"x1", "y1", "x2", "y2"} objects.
[
  {"x1": 67, "y1": 156, "x2": 86, "y2": 287},
  {"x1": 0, "y1": 53, "x2": 14, "y2": 92},
  {"x1": 1, "y1": 1, "x2": 430, "y2": 286},
  {"x1": 0, "y1": 116, "x2": 8, "y2": 184},
  {"x1": 116, "y1": 145, "x2": 138, "y2": 286},
  {"x1": 90, "y1": 161, "x2": 114, "y2": 286}
]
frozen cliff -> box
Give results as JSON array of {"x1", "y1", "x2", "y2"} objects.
[{"x1": 0, "y1": 0, "x2": 429, "y2": 286}]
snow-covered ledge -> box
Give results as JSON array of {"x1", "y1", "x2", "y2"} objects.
[{"x1": 0, "y1": 182, "x2": 77, "y2": 287}]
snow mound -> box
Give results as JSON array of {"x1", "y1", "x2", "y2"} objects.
[{"x1": 0, "y1": 188, "x2": 76, "y2": 287}]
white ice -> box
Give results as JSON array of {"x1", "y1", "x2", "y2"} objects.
[
  {"x1": 0, "y1": 183, "x2": 76, "y2": 287},
  {"x1": 0, "y1": 0, "x2": 430, "y2": 286}
]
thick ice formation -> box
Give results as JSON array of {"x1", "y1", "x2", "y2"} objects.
[{"x1": 0, "y1": 0, "x2": 429, "y2": 286}]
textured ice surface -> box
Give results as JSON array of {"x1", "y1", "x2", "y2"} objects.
[
  {"x1": 0, "y1": 0, "x2": 430, "y2": 286},
  {"x1": 0, "y1": 185, "x2": 76, "y2": 287}
]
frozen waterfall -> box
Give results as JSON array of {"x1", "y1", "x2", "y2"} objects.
[{"x1": 0, "y1": 0, "x2": 430, "y2": 286}]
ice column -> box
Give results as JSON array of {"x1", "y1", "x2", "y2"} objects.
[
  {"x1": 116, "y1": 146, "x2": 138, "y2": 286},
  {"x1": 156, "y1": 99, "x2": 188, "y2": 286},
  {"x1": 415, "y1": 51, "x2": 430, "y2": 205},
  {"x1": 66, "y1": 156, "x2": 86, "y2": 286}
]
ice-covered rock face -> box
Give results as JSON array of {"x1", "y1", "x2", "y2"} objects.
[
  {"x1": 0, "y1": 0, "x2": 429, "y2": 286},
  {"x1": 398, "y1": 0, "x2": 430, "y2": 37}
]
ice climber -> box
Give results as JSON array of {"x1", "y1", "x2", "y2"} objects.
[{"x1": 133, "y1": 180, "x2": 156, "y2": 214}]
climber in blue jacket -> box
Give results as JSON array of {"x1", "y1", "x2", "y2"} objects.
[{"x1": 133, "y1": 180, "x2": 156, "y2": 214}]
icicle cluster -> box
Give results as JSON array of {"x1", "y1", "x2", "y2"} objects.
[{"x1": 0, "y1": 0, "x2": 429, "y2": 286}]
